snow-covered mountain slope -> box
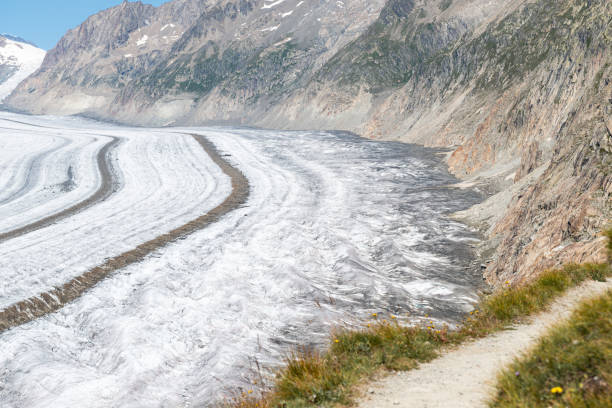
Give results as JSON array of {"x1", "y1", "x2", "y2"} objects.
[{"x1": 0, "y1": 35, "x2": 45, "y2": 102}]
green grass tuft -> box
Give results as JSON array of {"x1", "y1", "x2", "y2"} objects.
[
  {"x1": 228, "y1": 321, "x2": 450, "y2": 408},
  {"x1": 271, "y1": 322, "x2": 450, "y2": 406},
  {"x1": 457, "y1": 264, "x2": 610, "y2": 340},
  {"x1": 485, "y1": 264, "x2": 607, "y2": 321}
]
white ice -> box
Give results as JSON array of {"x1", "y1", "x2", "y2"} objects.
[
  {"x1": 262, "y1": 0, "x2": 287, "y2": 9},
  {"x1": 136, "y1": 35, "x2": 149, "y2": 46},
  {"x1": 0, "y1": 118, "x2": 107, "y2": 234},
  {"x1": 0, "y1": 112, "x2": 231, "y2": 308}
]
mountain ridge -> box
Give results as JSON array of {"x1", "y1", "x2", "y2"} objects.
[{"x1": 0, "y1": 34, "x2": 39, "y2": 48}]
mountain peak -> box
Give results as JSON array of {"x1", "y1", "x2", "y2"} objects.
[{"x1": 0, "y1": 34, "x2": 39, "y2": 48}]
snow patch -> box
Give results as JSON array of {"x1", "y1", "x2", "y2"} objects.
[
  {"x1": 260, "y1": 25, "x2": 280, "y2": 32},
  {"x1": 273, "y1": 37, "x2": 293, "y2": 47},
  {"x1": 262, "y1": 0, "x2": 287, "y2": 9},
  {"x1": 136, "y1": 35, "x2": 149, "y2": 46}
]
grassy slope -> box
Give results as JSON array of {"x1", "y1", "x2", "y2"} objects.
[
  {"x1": 490, "y1": 290, "x2": 612, "y2": 407},
  {"x1": 489, "y1": 229, "x2": 612, "y2": 407},
  {"x1": 230, "y1": 262, "x2": 611, "y2": 407}
]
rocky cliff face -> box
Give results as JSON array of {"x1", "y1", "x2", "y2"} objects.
[{"x1": 5, "y1": 0, "x2": 611, "y2": 286}]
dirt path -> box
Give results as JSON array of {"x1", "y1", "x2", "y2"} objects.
[
  {"x1": 0, "y1": 135, "x2": 121, "y2": 244},
  {"x1": 0, "y1": 134, "x2": 249, "y2": 333},
  {"x1": 358, "y1": 279, "x2": 612, "y2": 408}
]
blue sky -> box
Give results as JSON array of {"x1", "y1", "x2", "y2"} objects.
[{"x1": 1, "y1": 1, "x2": 168, "y2": 50}]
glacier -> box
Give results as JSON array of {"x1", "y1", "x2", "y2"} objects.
[{"x1": 0, "y1": 112, "x2": 483, "y2": 406}]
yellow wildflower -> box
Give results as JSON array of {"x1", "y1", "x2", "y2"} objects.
[
  {"x1": 551, "y1": 386, "x2": 563, "y2": 394},
  {"x1": 334, "y1": 339, "x2": 339, "y2": 343}
]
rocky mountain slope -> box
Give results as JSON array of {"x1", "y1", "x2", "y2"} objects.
[
  {"x1": 6, "y1": 0, "x2": 386, "y2": 121},
  {"x1": 0, "y1": 35, "x2": 45, "y2": 102},
  {"x1": 5, "y1": 0, "x2": 611, "y2": 286}
]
